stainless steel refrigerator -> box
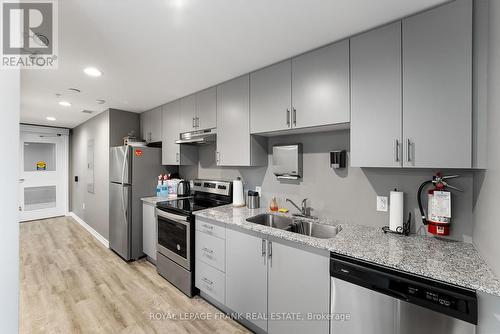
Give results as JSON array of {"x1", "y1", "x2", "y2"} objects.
[{"x1": 109, "y1": 145, "x2": 165, "y2": 261}]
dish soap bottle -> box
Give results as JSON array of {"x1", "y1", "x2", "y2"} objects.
[
  {"x1": 161, "y1": 174, "x2": 169, "y2": 198},
  {"x1": 156, "y1": 175, "x2": 163, "y2": 198},
  {"x1": 270, "y1": 197, "x2": 278, "y2": 211}
]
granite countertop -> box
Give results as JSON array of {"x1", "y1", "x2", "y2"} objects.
[
  {"x1": 194, "y1": 204, "x2": 500, "y2": 297},
  {"x1": 141, "y1": 195, "x2": 190, "y2": 204}
]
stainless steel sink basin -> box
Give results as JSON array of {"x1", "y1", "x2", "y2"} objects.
[
  {"x1": 246, "y1": 214, "x2": 341, "y2": 239},
  {"x1": 246, "y1": 213, "x2": 294, "y2": 229}
]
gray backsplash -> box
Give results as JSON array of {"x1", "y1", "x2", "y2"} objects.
[{"x1": 180, "y1": 130, "x2": 474, "y2": 242}]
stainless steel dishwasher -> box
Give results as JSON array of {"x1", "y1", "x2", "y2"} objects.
[{"x1": 330, "y1": 253, "x2": 477, "y2": 334}]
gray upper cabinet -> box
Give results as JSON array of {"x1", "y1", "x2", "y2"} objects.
[
  {"x1": 216, "y1": 75, "x2": 267, "y2": 166},
  {"x1": 161, "y1": 101, "x2": 197, "y2": 165},
  {"x1": 350, "y1": 22, "x2": 402, "y2": 168},
  {"x1": 140, "y1": 107, "x2": 162, "y2": 143},
  {"x1": 195, "y1": 87, "x2": 217, "y2": 130},
  {"x1": 291, "y1": 40, "x2": 350, "y2": 129},
  {"x1": 267, "y1": 242, "x2": 330, "y2": 334},
  {"x1": 402, "y1": 0, "x2": 472, "y2": 168},
  {"x1": 250, "y1": 60, "x2": 292, "y2": 134},
  {"x1": 225, "y1": 228, "x2": 268, "y2": 332},
  {"x1": 179, "y1": 94, "x2": 196, "y2": 134}
]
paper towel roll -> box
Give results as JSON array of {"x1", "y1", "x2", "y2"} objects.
[
  {"x1": 389, "y1": 190, "x2": 404, "y2": 232},
  {"x1": 232, "y1": 177, "x2": 245, "y2": 207}
]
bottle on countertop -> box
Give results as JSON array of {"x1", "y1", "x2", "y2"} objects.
[
  {"x1": 156, "y1": 175, "x2": 163, "y2": 197},
  {"x1": 270, "y1": 197, "x2": 278, "y2": 212},
  {"x1": 161, "y1": 174, "x2": 169, "y2": 198}
]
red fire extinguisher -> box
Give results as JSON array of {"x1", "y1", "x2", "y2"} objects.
[{"x1": 417, "y1": 173, "x2": 462, "y2": 236}]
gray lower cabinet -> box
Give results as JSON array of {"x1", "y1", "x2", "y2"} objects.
[
  {"x1": 402, "y1": 0, "x2": 472, "y2": 168},
  {"x1": 350, "y1": 22, "x2": 402, "y2": 168},
  {"x1": 140, "y1": 107, "x2": 162, "y2": 143},
  {"x1": 161, "y1": 101, "x2": 197, "y2": 165},
  {"x1": 250, "y1": 60, "x2": 292, "y2": 134},
  {"x1": 291, "y1": 40, "x2": 350, "y2": 129},
  {"x1": 216, "y1": 75, "x2": 267, "y2": 166},
  {"x1": 267, "y1": 241, "x2": 330, "y2": 334},
  {"x1": 142, "y1": 202, "x2": 156, "y2": 261}
]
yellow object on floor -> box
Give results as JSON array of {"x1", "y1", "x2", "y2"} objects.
[{"x1": 278, "y1": 208, "x2": 289, "y2": 213}]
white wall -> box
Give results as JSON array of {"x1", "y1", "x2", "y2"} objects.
[
  {"x1": 0, "y1": 70, "x2": 20, "y2": 332},
  {"x1": 473, "y1": 0, "x2": 500, "y2": 276}
]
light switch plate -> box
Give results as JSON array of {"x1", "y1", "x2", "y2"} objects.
[{"x1": 377, "y1": 196, "x2": 388, "y2": 212}]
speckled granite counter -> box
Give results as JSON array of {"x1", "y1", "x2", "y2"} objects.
[
  {"x1": 141, "y1": 195, "x2": 190, "y2": 205},
  {"x1": 194, "y1": 204, "x2": 500, "y2": 297}
]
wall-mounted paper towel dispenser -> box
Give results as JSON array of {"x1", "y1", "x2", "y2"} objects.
[{"x1": 272, "y1": 144, "x2": 302, "y2": 180}]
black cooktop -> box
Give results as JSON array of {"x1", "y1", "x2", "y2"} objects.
[{"x1": 156, "y1": 194, "x2": 231, "y2": 216}]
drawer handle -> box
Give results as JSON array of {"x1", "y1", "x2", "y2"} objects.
[
  {"x1": 201, "y1": 277, "x2": 213, "y2": 285},
  {"x1": 202, "y1": 247, "x2": 214, "y2": 254},
  {"x1": 202, "y1": 224, "x2": 214, "y2": 230}
]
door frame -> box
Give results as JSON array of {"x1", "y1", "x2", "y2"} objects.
[{"x1": 19, "y1": 124, "x2": 69, "y2": 221}]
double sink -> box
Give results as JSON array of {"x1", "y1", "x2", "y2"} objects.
[{"x1": 246, "y1": 213, "x2": 341, "y2": 239}]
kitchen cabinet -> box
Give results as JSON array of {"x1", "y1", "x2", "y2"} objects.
[
  {"x1": 402, "y1": 0, "x2": 472, "y2": 168},
  {"x1": 216, "y1": 75, "x2": 267, "y2": 166},
  {"x1": 226, "y1": 228, "x2": 268, "y2": 331},
  {"x1": 291, "y1": 40, "x2": 350, "y2": 129},
  {"x1": 350, "y1": 22, "x2": 402, "y2": 168},
  {"x1": 140, "y1": 107, "x2": 162, "y2": 143},
  {"x1": 142, "y1": 202, "x2": 156, "y2": 261},
  {"x1": 250, "y1": 60, "x2": 292, "y2": 134},
  {"x1": 178, "y1": 88, "x2": 217, "y2": 133},
  {"x1": 179, "y1": 94, "x2": 196, "y2": 134},
  {"x1": 267, "y1": 241, "x2": 330, "y2": 334},
  {"x1": 161, "y1": 101, "x2": 197, "y2": 165},
  {"x1": 196, "y1": 87, "x2": 217, "y2": 130}
]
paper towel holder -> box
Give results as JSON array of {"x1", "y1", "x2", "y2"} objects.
[
  {"x1": 330, "y1": 150, "x2": 347, "y2": 169},
  {"x1": 382, "y1": 212, "x2": 411, "y2": 236}
]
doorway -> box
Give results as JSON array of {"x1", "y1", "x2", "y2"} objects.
[{"x1": 19, "y1": 125, "x2": 69, "y2": 222}]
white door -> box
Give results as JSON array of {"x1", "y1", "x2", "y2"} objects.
[{"x1": 19, "y1": 129, "x2": 68, "y2": 221}]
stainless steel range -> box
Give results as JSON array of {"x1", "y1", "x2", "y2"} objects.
[{"x1": 156, "y1": 179, "x2": 232, "y2": 297}]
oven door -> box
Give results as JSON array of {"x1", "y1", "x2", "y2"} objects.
[{"x1": 156, "y1": 209, "x2": 191, "y2": 270}]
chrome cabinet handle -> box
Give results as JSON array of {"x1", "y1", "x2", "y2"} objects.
[
  {"x1": 176, "y1": 152, "x2": 180, "y2": 162},
  {"x1": 268, "y1": 241, "x2": 272, "y2": 267},
  {"x1": 192, "y1": 117, "x2": 195, "y2": 128},
  {"x1": 196, "y1": 117, "x2": 200, "y2": 128},
  {"x1": 286, "y1": 108, "x2": 290, "y2": 127},
  {"x1": 216, "y1": 151, "x2": 220, "y2": 164},
  {"x1": 395, "y1": 139, "x2": 400, "y2": 162},
  {"x1": 201, "y1": 277, "x2": 213, "y2": 285},
  {"x1": 261, "y1": 239, "x2": 266, "y2": 257},
  {"x1": 407, "y1": 139, "x2": 412, "y2": 162},
  {"x1": 202, "y1": 247, "x2": 214, "y2": 254},
  {"x1": 202, "y1": 223, "x2": 214, "y2": 230},
  {"x1": 292, "y1": 108, "x2": 297, "y2": 126}
]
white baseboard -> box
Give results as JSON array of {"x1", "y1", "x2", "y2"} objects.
[{"x1": 67, "y1": 212, "x2": 109, "y2": 248}]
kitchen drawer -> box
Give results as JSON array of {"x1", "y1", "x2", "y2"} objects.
[
  {"x1": 195, "y1": 231, "x2": 225, "y2": 272},
  {"x1": 195, "y1": 259, "x2": 225, "y2": 304},
  {"x1": 195, "y1": 218, "x2": 225, "y2": 240}
]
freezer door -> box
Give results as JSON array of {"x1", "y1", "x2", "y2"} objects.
[
  {"x1": 109, "y1": 182, "x2": 131, "y2": 260},
  {"x1": 110, "y1": 146, "x2": 131, "y2": 184},
  {"x1": 331, "y1": 277, "x2": 398, "y2": 334}
]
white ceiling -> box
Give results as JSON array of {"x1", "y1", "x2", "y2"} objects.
[{"x1": 21, "y1": 0, "x2": 449, "y2": 128}]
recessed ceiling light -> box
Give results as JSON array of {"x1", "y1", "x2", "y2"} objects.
[
  {"x1": 96, "y1": 99, "x2": 106, "y2": 104},
  {"x1": 83, "y1": 67, "x2": 102, "y2": 77},
  {"x1": 46, "y1": 116, "x2": 56, "y2": 121},
  {"x1": 58, "y1": 101, "x2": 71, "y2": 107}
]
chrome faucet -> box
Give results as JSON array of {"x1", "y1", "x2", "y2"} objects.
[{"x1": 286, "y1": 198, "x2": 309, "y2": 217}]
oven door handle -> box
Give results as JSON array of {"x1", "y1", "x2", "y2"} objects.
[{"x1": 156, "y1": 209, "x2": 189, "y2": 225}]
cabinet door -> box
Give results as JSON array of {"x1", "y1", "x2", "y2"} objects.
[
  {"x1": 291, "y1": 40, "x2": 350, "y2": 129},
  {"x1": 216, "y1": 75, "x2": 251, "y2": 166},
  {"x1": 226, "y1": 229, "x2": 268, "y2": 331},
  {"x1": 150, "y1": 107, "x2": 163, "y2": 142},
  {"x1": 196, "y1": 87, "x2": 217, "y2": 130},
  {"x1": 140, "y1": 111, "x2": 151, "y2": 142},
  {"x1": 350, "y1": 22, "x2": 402, "y2": 168},
  {"x1": 162, "y1": 101, "x2": 181, "y2": 165},
  {"x1": 402, "y1": 0, "x2": 472, "y2": 168},
  {"x1": 268, "y1": 242, "x2": 330, "y2": 334},
  {"x1": 179, "y1": 94, "x2": 196, "y2": 133},
  {"x1": 250, "y1": 60, "x2": 292, "y2": 133},
  {"x1": 142, "y1": 202, "x2": 156, "y2": 260}
]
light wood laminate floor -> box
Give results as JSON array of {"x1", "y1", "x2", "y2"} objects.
[{"x1": 20, "y1": 216, "x2": 250, "y2": 334}]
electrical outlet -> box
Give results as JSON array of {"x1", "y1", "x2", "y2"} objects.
[
  {"x1": 377, "y1": 196, "x2": 388, "y2": 212},
  {"x1": 255, "y1": 186, "x2": 262, "y2": 197},
  {"x1": 82, "y1": 203, "x2": 85, "y2": 210}
]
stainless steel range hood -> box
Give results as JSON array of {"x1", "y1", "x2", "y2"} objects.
[{"x1": 175, "y1": 128, "x2": 216, "y2": 144}]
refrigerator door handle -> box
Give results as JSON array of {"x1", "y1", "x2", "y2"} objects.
[{"x1": 121, "y1": 146, "x2": 130, "y2": 225}]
